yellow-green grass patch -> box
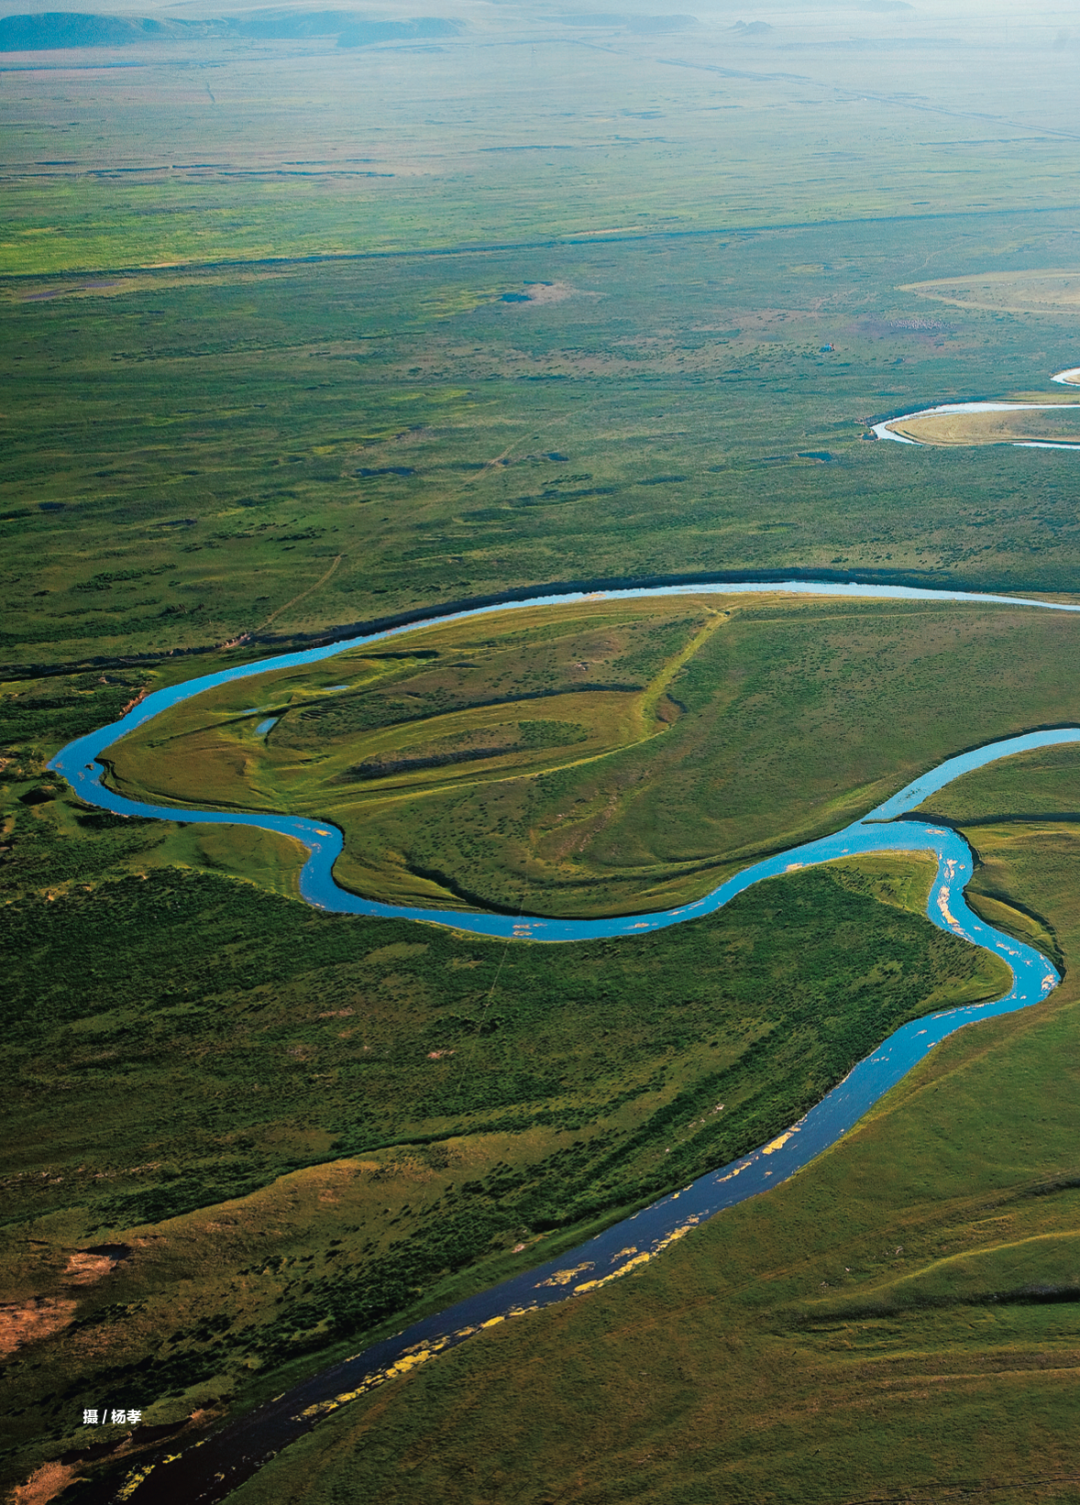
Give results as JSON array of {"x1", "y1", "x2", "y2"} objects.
[
  {"x1": 101, "y1": 594, "x2": 1080, "y2": 917},
  {"x1": 223, "y1": 827, "x2": 1080, "y2": 1505},
  {"x1": 902, "y1": 268, "x2": 1080, "y2": 315},
  {"x1": 887, "y1": 403, "x2": 1080, "y2": 447}
]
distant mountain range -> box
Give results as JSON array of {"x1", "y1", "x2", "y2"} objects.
[
  {"x1": 0, "y1": 9, "x2": 463, "y2": 50},
  {"x1": 560, "y1": 13, "x2": 697, "y2": 33}
]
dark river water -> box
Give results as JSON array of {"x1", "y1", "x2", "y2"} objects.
[{"x1": 52, "y1": 579, "x2": 1079, "y2": 1503}]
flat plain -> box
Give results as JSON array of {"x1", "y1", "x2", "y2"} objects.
[
  {"x1": 103, "y1": 594, "x2": 1080, "y2": 915},
  {"x1": 886, "y1": 398, "x2": 1080, "y2": 447},
  {"x1": 6, "y1": 1, "x2": 1080, "y2": 1500},
  {"x1": 228, "y1": 805, "x2": 1080, "y2": 1505}
]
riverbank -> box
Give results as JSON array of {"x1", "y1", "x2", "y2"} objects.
[{"x1": 46, "y1": 580, "x2": 1078, "y2": 1503}]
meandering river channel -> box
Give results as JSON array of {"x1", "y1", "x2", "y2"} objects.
[
  {"x1": 54, "y1": 579, "x2": 1080, "y2": 1504},
  {"x1": 873, "y1": 368, "x2": 1080, "y2": 449}
]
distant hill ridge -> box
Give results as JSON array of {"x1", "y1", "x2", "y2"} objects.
[
  {"x1": 560, "y1": 13, "x2": 697, "y2": 33},
  {"x1": 0, "y1": 9, "x2": 462, "y2": 49}
]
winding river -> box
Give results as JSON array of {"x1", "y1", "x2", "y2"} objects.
[
  {"x1": 873, "y1": 366, "x2": 1080, "y2": 449},
  {"x1": 54, "y1": 579, "x2": 1080, "y2": 1504}
]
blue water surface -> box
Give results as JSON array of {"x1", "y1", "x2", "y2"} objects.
[
  {"x1": 49, "y1": 574, "x2": 1079, "y2": 1290},
  {"x1": 58, "y1": 579, "x2": 1080, "y2": 1504}
]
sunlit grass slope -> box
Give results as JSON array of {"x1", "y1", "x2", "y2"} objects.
[
  {"x1": 0, "y1": 769, "x2": 1007, "y2": 1495},
  {"x1": 103, "y1": 595, "x2": 1080, "y2": 915},
  {"x1": 224, "y1": 806, "x2": 1080, "y2": 1505}
]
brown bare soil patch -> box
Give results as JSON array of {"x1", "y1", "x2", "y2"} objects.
[
  {"x1": 0, "y1": 1298, "x2": 77, "y2": 1358},
  {"x1": 63, "y1": 1252, "x2": 116, "y2": 1285},
  {"x1": 10, "y1": 1460, "x2": 79, "y2": 1505}
]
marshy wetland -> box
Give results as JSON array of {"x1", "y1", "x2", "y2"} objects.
[
  {"x1": 94, "y1": 589, "x2": 1080, "y2": 922},
  {"x1": 8, "y1": 0, "x2": 1080, "y2": 1500}
]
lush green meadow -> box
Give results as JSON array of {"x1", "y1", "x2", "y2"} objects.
[
  {"x1": 224, "y1": 786, "x2": 1080, "y2": 1505},
  {"x1": 3, "y1": 594, "x2": 1073, "y2": 1499},
  {"x1": 5, "y1": 14, "x2": 1080, "y2": 680},
  {"x1": 7, "y1": 217, "x2": 1080, "y2": 682},
  {"x1": 103, "y1": 594, "x2": 1080, "y2": 915},
  {"x1": 6, "y1": 1, "x2": 1080, "y2": 1499},
  {"x1": 1, "y1": 777, "x2": 1007, "y2": 1496}
]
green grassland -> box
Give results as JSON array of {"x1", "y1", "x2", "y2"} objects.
[
  {"x1": 0, "y1": 786, "x2": 1008, "y2": 1496},
  {"x1": 919, "y1": 741, "x2": 1080, "y2": 829},
  {"x1": 6, "y1": 5, "x2": 1080, "y2": 1501},
  {"x1": 4, "y1": 14, "x2": 1080, "y2": 683},
  {"x1": 101, "y1": 594, "x2": 1080, "y2": 915},
  {"x1": 4, "y1": 13, "x2": 1080, "y2": 278},
  {"x1": 220, "y1": 774, "x2": 1080, "y2": 1505},
  {"x1": 8, "y1": 220, "x2": 1080, "y2": 682}
]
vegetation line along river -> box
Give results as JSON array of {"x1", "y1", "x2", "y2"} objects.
[{"x1": 52, "y1": 580, "x2": 1080, "y2": 1505}]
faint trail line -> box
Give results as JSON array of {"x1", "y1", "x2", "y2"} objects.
[
  {"x1": 257, "y1": 554, "x2": 343, "y2": 631},
  {"x1": 637, "y1": 606, "x2": 726, "y2": 727},
  {"x1": 443, "y1": 419, "x2": 568, "y2": 512},
  {"x1": 327, "y1": 605, "x2": 731, "y2": 818},
  {"x1": 439, "y1": 386, "x2": 638, "y2": 514}
]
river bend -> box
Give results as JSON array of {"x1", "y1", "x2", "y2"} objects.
[{"x1": 52, "y1": 579, "x2": 1080, "y2": 1504}]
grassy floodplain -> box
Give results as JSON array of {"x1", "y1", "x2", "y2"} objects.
[
  {"x1": 0, "y1": 588, "x2": 1073, "y2": 1500},
  {"x1": 900, "y1": 271, "x2": 1080, "y2": 318},
  {"x1": 4, "y1": 7, "x2": 1080, "y2": 281},
  {"x1": 0, "y1": 815, "x2": 1007, "y2": 1499},
  {"x1": 5, "y1": 9, "x2": 1080, "y2": 677},
  {"x1": 6, "y1": 0, "x2": 1080, "y2": 1498},
  {"x1": 104, "y1": 594, "x2": 1080, "y2": 915},
  {"x1": 9, "y1": 224, "x2": 1080, "y2": 674},
  {"x1": 220, "y1": 757, "x2": 1080, "y2": 1505},
  {"x1": 887, "y1": 400, "x2": 1080, "y2": 448}
]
